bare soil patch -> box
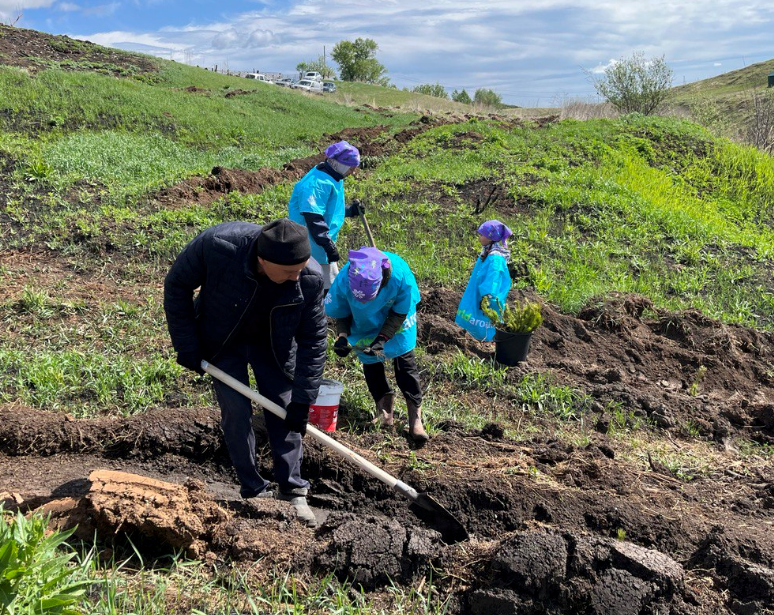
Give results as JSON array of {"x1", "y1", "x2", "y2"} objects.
[
  {"x1": 0, "y1": 24, "x2": 158, "y2": 75},
  {"x1": 151, "y1": 118, "x2": 452, "y2": 210}
]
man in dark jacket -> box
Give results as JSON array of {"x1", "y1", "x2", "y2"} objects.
[{"x1": 163, "y1": 218, "x2": 326, "y2": 527}]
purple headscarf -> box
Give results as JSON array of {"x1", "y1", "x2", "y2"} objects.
[
  {"x1": 477, "y1": 219, "x2": 513, "y2": 247},
  {"x1": 325, "y1": 141, "x2": 361, "y2": 167},
  {"x1": 348, "y1": 247, "x2": 390, "y2": 302}
]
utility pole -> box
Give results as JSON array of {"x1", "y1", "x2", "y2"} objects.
[{"x1": 324, "y1": 46, "x2": 326, "y2": 76}]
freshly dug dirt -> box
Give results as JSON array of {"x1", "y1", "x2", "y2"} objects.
[
  {"x1": 419, "y1": 285, "x2": 774, "y2": 447},
  {"x1": 151, "y1": 121, "x2": 445, "y2": 210},
  {"x1": 1, "y1": 377, "x2": 773, "y2": 614}
]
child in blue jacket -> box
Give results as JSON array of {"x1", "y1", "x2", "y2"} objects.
[{"x1": 455, "y1": 220, "x2": 513, "y2": 341}]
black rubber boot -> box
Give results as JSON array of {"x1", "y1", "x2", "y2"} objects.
[
  {"x1": 407, "y1": 401, "x2": 429, "y2": 443},
  {"x1": 372, "y1": 392, "x2": 395, "y2": 428}
]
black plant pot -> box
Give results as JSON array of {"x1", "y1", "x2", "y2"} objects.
[{"x1": 494, "y1": 330, "x2": 532, "y2": 366}]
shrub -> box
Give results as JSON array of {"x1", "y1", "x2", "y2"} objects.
[
  {"x1": 474, "y1": 88, "x2": 502, "y2": 108},
  {"x1": 412, "y1": 83, "x2": 448, "y2": 99},
  {"x1": 591, "y1": 52, "x2": 673, "y2": 115}
]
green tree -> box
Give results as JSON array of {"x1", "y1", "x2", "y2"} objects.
[
  {"x1": 474, "y1": 88, "x2": 502, "y2": 107},
  {"x1": 592, "y1": 52, "x2": 673, "y2": 115},
  {"x1": 296, "y1": 56, "x2": 336, "y2": 79},
  {"x1": 331, "y1": 38, "x2": 389, "y2": 84},
  {"x1": 412, "y1": 83, "x2": 448, "y2": 98},
  {"x1": 452, "y1": 89, "x2": 472, "y2": 104}
]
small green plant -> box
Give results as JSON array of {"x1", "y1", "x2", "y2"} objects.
[
  {"x1": 481, "y1": 297, "x2": 543, "y2": 333},
  {"x1": 406, "y1": 451, "x2": 431, "y2": 471},
  {"x1": 24, "y1": 158, "x2": 52, "y2": 182},
  {"x1": 683, "y1": 419, "x2": 701, "y2": 438},
  {"x1": 688, "y1": 365, "x2": 707, "y2": 396},
  {"x1": 616, "y1": 528, "x2": 627, "y2": 541},
  {"x1": 0, "y1": 507, "x2": 95, "y2": 614}
]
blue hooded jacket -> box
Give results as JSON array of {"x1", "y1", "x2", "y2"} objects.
[
  {"x1": 455, "y1": 251, "x2": 511, "y2": 341},
  {"x1": 325, "y1": 252, "x2": 420, "y2": 364}
]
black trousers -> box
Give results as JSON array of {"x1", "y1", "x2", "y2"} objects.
[
  {"x1": 361, "y1": 350, "x2": 423, "y2": 406},
  {"x1": 211, "y1": 344, "x2": 308, "y2": 498}
]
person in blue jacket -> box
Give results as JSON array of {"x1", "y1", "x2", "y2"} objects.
[
  {"x1": 288, "y1": 140, "x2": 365, "y2": 290},
  {"x1": 325, "y1": 247, "x2": 428, "y2": 442},
  {"x1": 455, "y1": 220, "x2": 513, "y2": 341}
]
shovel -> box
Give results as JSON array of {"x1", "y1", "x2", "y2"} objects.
[
  {"x1": 201, "y1": 360, "x2": 469, "y2": 544},
  {"x1": 359, "y1": 209, "x2": 377, "y2": 249}
]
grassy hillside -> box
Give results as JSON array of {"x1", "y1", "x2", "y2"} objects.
[
  {"x1": 671, "y1": 58, "x2": 774, "y2": 102},
  {"x1": 327, "y1": 80, "x2": 558, "y2": 117},
  {"x1": 669, "y1": 57, "x2": 774, "y2": 138},
  {"x1": 3, "y1": 26, "x2": 774, "y2": 615}
]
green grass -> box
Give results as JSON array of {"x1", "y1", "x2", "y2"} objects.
[
  {"x1": 3, "y1": 34, "x2": 774, "y2": 612},
  {"x1": 0, "y1": 508, "x2": 94, "y2": 614},
  {"x1": 335, "y1": 115, "x2": 774, "y2": 327}
]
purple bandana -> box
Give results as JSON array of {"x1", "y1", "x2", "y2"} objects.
[
  {"x1": 325, "y1": 140, "x2": 361, "y2": 167},
  {"x1": 348, "y1": 247, "x2": 390, "y2": 302},
  {"x1": 477, "y1": 219, "x2": 513, "y2": 246}
]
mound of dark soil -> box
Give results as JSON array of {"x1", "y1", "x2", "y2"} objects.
[
  {"x1": 419, "y1": 286, "x2": 774, "y2": 446},
  {"x1": 0, "y1": 24, "x2": 158, "y2": 74}
]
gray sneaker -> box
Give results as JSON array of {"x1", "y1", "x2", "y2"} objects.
[{"x1": 277, "y1": 492, "x2": 317, "y2": 528}]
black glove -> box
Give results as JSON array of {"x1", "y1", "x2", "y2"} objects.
[
  {"x1": 285, "y1": 401, "x2": 309, "y2": 436},
  {"x1": 345, "y1": 200, "x2": 366, "y2": 217},
  {"x1": 176, "y1": 350, "x2": 204, "y2": 375},
  {"x1": 362, "y1": 334, "x2": 388, "y2": 356},
  {"x1": 333, "y1": 335, "x2": 352, "y2": 357},
  {"x1": 326, "y1": 243, "x2": 340, "y2": 263}
]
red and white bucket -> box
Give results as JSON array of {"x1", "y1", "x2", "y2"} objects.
[{"x1": 309, "y1": 379, "x2": 344, "y2": 432}]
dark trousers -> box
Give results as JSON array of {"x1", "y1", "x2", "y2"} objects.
[
  {"x1": 211, "y1": 344, "x2": 308, "y2": 498},
  {"x1": 362, "y1": 350, "x2": 423, "y2": 406}
]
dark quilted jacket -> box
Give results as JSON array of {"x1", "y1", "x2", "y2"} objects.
[{"x1": 163, "y1": 221, "x2": 327, "y2": 404}]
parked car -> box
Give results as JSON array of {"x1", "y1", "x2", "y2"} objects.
[
  {"x1": 292, "y1": 79, "x2": 323, "y2": 93},
  {"x1": 274, "y1": 78, "x2": 294, "y2": 87},
  {"x1": 322, "y1": 81, "x2": 336, "y2": 93},
  {"x1": 245, "y1": 73, "x2": 273, "y2": 84},
  {"x1": 302, "y1": 71, "x2": 323, "y2": 82}
]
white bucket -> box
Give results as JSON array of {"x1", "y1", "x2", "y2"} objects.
[{"x1": 309, "y1": 379, "x2": 344, "y2": 432}]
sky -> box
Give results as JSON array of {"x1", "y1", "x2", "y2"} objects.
[{"x1": 2, "y1": 0, "x2": 773, "y2": 107}]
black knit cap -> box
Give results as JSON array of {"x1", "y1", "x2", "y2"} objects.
[{"x1": 255, "y1": 219, "x2": 311, "y2": 265}]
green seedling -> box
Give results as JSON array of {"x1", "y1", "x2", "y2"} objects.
[
  {"x1": 689, "y1": 365, "x2": 707, "y2": 396},
  {"x1": 481, "y1": 296, "x2": 543, "y2": 333}
]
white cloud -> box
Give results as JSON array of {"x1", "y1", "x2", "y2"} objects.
[
  {"x1": 62, "y1": 0, "x2": 774, "y2": 104},
  {"x1": 57, "y1": 2, "x2": 80, "y2": 11},
  {"x1": 0, "y1": 0, "x2": 54, "y2": 9},
  {"x1": 247, "y1": 28, "x2": 275, "y2": 47},
  {"x1": 211, "y1": 28, "x2": 240, "y2": 50},
  {"x1": 0, "y1": 0, "x2": 54, "y2": 22},
  {"x1": 82, "y1": 2, "x2": 119, "y2": 17}
]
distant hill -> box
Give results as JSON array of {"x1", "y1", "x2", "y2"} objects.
[
  {"x1": 672, "y1": 58, "x2": 774, "y2": 100},
  {"x1": 0, "y1": 24, "x2": 552, "y2": 118},
  {"x1": 669, "y1": 58, "x2": 774, "y2": 138}
]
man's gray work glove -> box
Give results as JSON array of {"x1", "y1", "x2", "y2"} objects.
[{"x1": 285, "y1": 401, "x2": 310, "y2": 436}]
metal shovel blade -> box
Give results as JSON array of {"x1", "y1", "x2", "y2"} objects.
[{"x1": 409, "y1": 492, "x2": 469, "y2": 544}]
